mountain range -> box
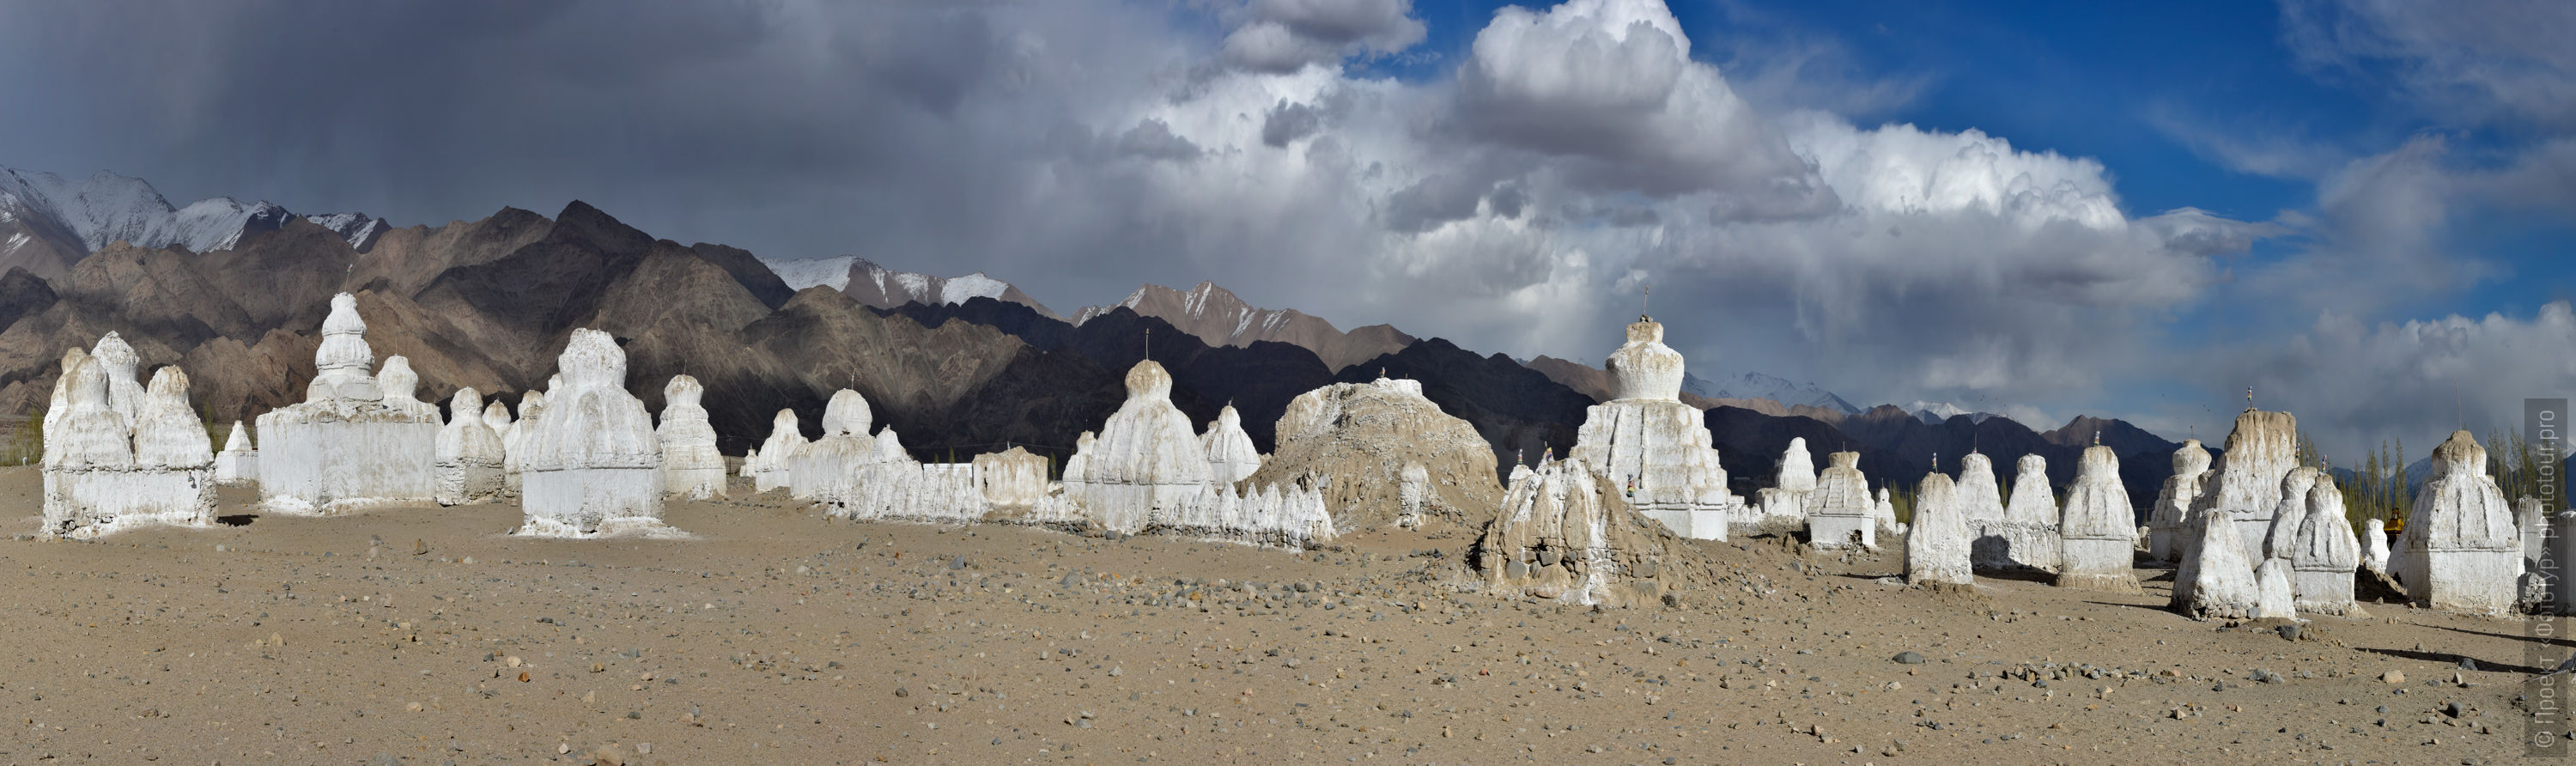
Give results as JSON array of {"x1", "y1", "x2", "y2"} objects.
[
  {"x1": 0, "y1": 167, "x2": 2197, "y2": 510},
  {"x1": 764, "y1": 254, "x2": 1061, "y2": 319},
  {"x1": 0, "y1": 167, "x2": 386, "y2": 280}
]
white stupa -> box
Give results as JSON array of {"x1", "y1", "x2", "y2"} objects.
[
  {"x1": 514, "y1": 328, "x2": 670, "y2": 537},
  {"x1": 433, "y1": 387, "x2": 506, "y2": 506},
  {"x1": 656, "y1": 375, "x2": 727, "y2": 500},
  {"x1": 254, "y1": 293, "x2": 443, "y2": 513},
  {"x1": 1566, "y1": 318, "x2": 1741, "y2": 540}
]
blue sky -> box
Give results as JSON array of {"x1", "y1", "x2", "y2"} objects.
[{"x1": 0, "y1": 0, "x2": 2567, "y2": 458}]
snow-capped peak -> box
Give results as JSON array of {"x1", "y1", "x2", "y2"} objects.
[
  {"x1": 0, "y1": 165, "x2": 388, "y2": 255},
  {"x1": 757, "y1": 254, "x2": 1056, "y2": 317},
  {"x1": 1692, "y1": 370, "x2": 1862, "y2": 415}
]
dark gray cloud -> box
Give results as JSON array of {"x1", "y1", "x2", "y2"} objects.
[{"x1": 1260, "y1": 100, "x2": 1325, "y2": 147}]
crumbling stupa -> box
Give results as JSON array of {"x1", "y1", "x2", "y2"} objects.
[
  {"x1": 255, "y1": 293, "x2": 443, "y2": 513},
  {"x1": 1956, "y1": 453, "x2": 2011, "y2": 568},
  {"x1": 1999, "y1": 453, "x2": 2061, "y2": 571},
  {"x1": 1807, "y1": 452, "x2": 1876, "y2": 550},
  {"x1": 1249, "y1": 375, "x2": 1502, "y2": 532},
  {"x1": 2147, "y1": 440, "x2": 2211, "y2": 562},
  {"x1": 40, "y1": 354, "x2": 216, "y2": 538},
  {"x1": 2397, "y1": 430, "x2": 2518, "y2": 616},
  {"x1": 1905, "y1": 473, "x2": 1973, "y2": 587},
  {"x1": 2056, "y1": 445, "x2": 2139, "y2": 593},
  {"x1": 1475, "y1": 459, "x2": 1695, "y2": 606},
  {"x1": 2196, "y1": 410, "x2": 2300, "y2": 554},
  {"x1": 1564, "y1": 319, "x2": 1741, "y2": 541},
  {"x1": 514, "y1": 329, "x2": 669, "y2": 537},
  {"x1": 657, "y1": 375, "x2": 727, "y2": 500},
  {"x1": 433, "y1": 387, "x2": 506, "y2": 506}
]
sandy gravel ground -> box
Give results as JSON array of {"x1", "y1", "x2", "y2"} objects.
[{"x1": 0, "y1": 465, "x2": 2559, "y2": 764}]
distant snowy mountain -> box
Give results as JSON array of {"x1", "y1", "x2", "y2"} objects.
[
  {"x1": 1692, "y1": 370, "x2": 1862, "y2": 415},
  {"x1": 1074, "y1": 281, "x2": 1415, "y2": 372},
  {"x1": 0, "y1": 167, "x2": 386, "y2": 278},
  {"x1": 762, "y1": 254, "x2": 1059, "y2": 319},
  {"x1": 303, "y1": 211, "x2": 392, "y2": 251},
  {"x1": 1904, "y1": 400, "x2": 1999, "y2": 425}
]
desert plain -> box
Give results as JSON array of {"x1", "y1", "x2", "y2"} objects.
[{"x1": 0, "y1": 465, "x2": 2555, "y2": 765}]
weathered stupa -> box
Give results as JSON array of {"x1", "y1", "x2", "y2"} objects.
[
  {"x1": 1566, "y1": 318, "x2": 1741, "y2": 540},
  {"x1": 2261, "y1": 466, "x2": 2322, "y2": 562},
  {"x1": 89, "y1": 332, "x2": 143, "y2": 429},
  {"x1": 255, "y1": 293, "x2": 443, "y2": 513},
  {"x1": 1475, "y1": 459, "x2": 1697, "y2": 606},
  {"x1": 746, "y1": 409, "x2": 804, "y2": 493},
  {"x1": 2056, "y1": 445, "x2": 2139, "y2": 593},
  {"x1": 1063, "y1": 361, "x2": 1218, "y2": 534},
  {"x1": 788, "y1": 390, "x2": 883, "y2": 501},
  {"x1": 2253, "y1": 558, "x2": 2297, "y2": 620},
  {"x1": 973, "y1": 447, "x2": 1065, "y2": 523},
  {"x1": 483, "y1": 400, "x2": 513, "y2": 440},
  {"x1": 2172, "y1": 488, "x2": 2263, "y2": 621},
  {"x1": 2197, "y1": 410, "x2": 2300, "y2": 554},
  {"x1": 1872, "y1": 488, "x2": 1901, "y2": 540},
  {"x1": 2397, "y1": 430, "x2": 2518, "y2": 615},
  {"x1": 1806, "y1": 451, "x2": 1876, "y2": 550},
  {"x1": 2363, "y1": 518, "x2": 2391, "y2": 574},
  {"x1": 515, "y1": 328, "x2": 668, "y2": 537},
  {"x1": 1750, "y1": 439, "x2": 1815, "y2": 537},
  {"x1": 656, "y1": 375, "x2": 727, "y2": 500},
  {"x1": 433, "y1": 387, "x2": 506, "y2": 506},
  {"x1": 1200, "y1": 404, "x2": 1261, "y2": 486},
  {"x1": 2518, "y1": 497, "x2": 2549, "y2": 611},
  {"x1": 1955, "y1": 453, "x2": 2010, "y2": 568},
  {"x1": 1999, "y1": 453, "x2": 2061, "y2": 571},
  {"x1": 2146, "y1": 440, "x2": 2212, "y2": 562},
  {"x1": 40, "y1": 352, "x2": 217, "y2": 538},
  {"x1": 2290, "y1": 477, "x2": 2363, "y2": 615},
  {"x1": 213, "y1": 421, "x2": 258, "y2": 485},
  {"x1": 1247, "y1": 375, "x2": 1501, "y2": 532},
  {"x1": 501, "y1": 389, "x2": 545, "y2": 491},
  {"x1": 1905, "y1": 473, "x2": 1973, "y2": 587}
]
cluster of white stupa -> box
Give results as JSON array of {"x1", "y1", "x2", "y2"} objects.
[
  {"x1": 2152, "y1": 409, "x2": 2384, "y2": 618},
  {"x1": 36, "y1": 334, "x2": 218, "y2": 538},
  {"x1": 746, "y1": 357, "x2": 1335, "y2": 550},
  {"x1": 36, "y1": 289, "x2": 2569, "y2": 622}
]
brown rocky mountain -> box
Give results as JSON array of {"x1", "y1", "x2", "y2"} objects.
[
  {"x1": 0, "y1": 193, "x2": 2188, "y2": 508},
  {"x1": 1074, "y1": 281, "x2": 1414, "y2": 373}
]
